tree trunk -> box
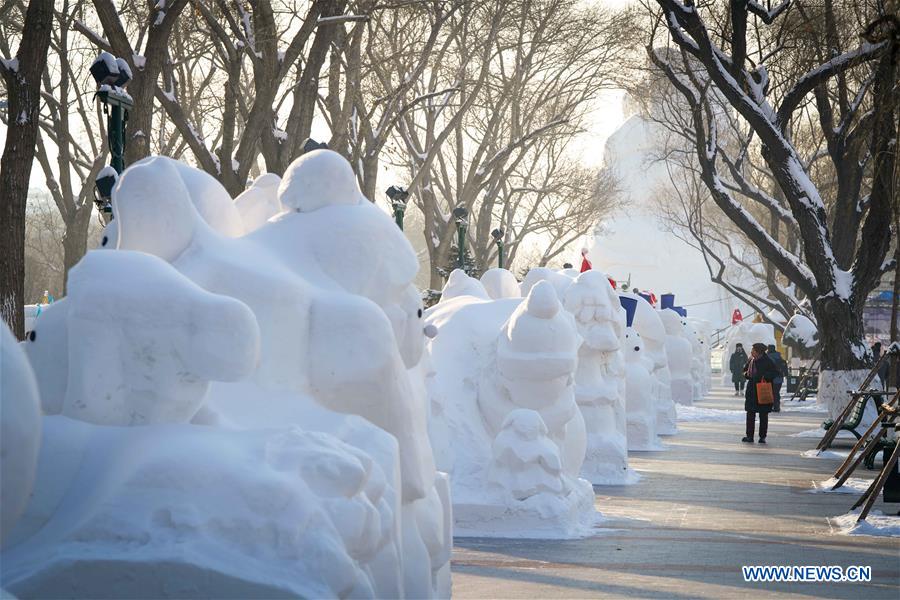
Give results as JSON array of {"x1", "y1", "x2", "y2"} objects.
[
  {"x1": 813, "y1": 296, "x2": 870, "y2": 417},
  {"x1": 62, "y1": 205, "x2": 93, "y2": 294},
  {"x1": 0, "y1": 0, "x2": 53, "y2": 340}
]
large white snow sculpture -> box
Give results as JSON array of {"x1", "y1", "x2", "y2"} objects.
[
  {"x1": 628, "y1": 293, "x2": 676, "y2": 436},
  {"x1": 0, "y1": 323, "x2": 41, "y2": 544},
  {"x1": 480, "y1": 267, "x2": 521, "y2": 300},
  {"x1": 108, "y1": 152, "x2": 450, "y2": 597},
  {"x1": 233, "y1": 172, "x2": 283, "y2": 232},
  {"x1": 688, "y1": 317, "x2": 713, "y2": 395},
  {"x1": 424, "y1": 283, "x2": 598, "y2": 538},
  {"x1": 618, "y1": 295, "x2": 659, "y2": 451},
  {"x1": 659, "y1": 305, "x2": 694, "y2": 406},
  {"x1": 562, "y1": 271, "x2": 630, "y2": 484}
]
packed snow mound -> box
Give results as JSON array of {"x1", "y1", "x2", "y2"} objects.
[
  {"x1": 783, "y1": 314, "x2": 819, "y2": 352},
  {"x1": 1, "y1": 418, "x2": 392, "y2": 598},
  {"x1": 441, "y1": 268, "x2": 490, "y2": 301},
  {"x1": 480, "y1": 268, "x2": 521, "y2": 300},
  {"x1": 831, "y1": 510, "x2": 900, "y2": 537},
  {"x1": 279, "y1": 149, "x2": 363, "y2": 212},
  {"x1": 1, "y1": 323, "x2": 42, "y2": 543},
  {"x1": 130, "y1": 155, "x2": 245, "y2": 237},
  {"x1": 234, "y1": 172, "x2": 283, "y2": 232},
  {"x1": 520, "y1": 267, "x2": 575, "y2": 300}
]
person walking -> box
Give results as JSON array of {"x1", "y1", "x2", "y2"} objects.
[
  {"x1": 729, "y1": 344, "x2": 748, "y2": 396},
  {"x1": 767, "y1": 344, "x2": 788, "y2": 412},
  {"x1": 743, "y1": 343, "x2": 780, "y2": 444}
]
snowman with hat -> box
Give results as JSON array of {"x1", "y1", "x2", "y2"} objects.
[{"x1": 619, "y1": 295, "x2": 659, "y2": 450}]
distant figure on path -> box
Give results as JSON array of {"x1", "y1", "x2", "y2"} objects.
[
  {"x1": 766, "y1": 344, "x2": 788, "y2": 412},
  {"x1": 729, "y1": 344, "x2": 748, "y2": 396},
  {"x1": 743, "y1": 343, "x2": 779, "y2": 444}
]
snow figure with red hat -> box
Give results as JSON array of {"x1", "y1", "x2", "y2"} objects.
[
  {"x1": 563, "y1": 271, "x2": 632, "y2": 484},
  {"x1": 618, "y1": 296, "x2": 659, "y2": 450},
  {"x1": 659, "y1": 294, "x2": 694, "y2": 406},
  {"x1": 732, "y1": 308, "x2": 743, "y2": 325},
  {"x1": 580, "y1": 247, "x2": 592, "y2": 273}
]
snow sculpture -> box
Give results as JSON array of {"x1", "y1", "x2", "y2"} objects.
[
  {"x1": 619, "y1": 296, "x2": 659, "y2": 450},
  {"x1": 489, "y1": 409, "x2": 567, "y2": 500},
  {"x1": 1, "y1": 323, "x2": 41, "y2": 543},
  {"x1": 480, "y1": 267, "x2": 521, "y2": 300},
  {"x1": 562, "y1": 271, "x2": 630, "y2": 483},
  {"x1": 628, "y1": 293, "x2": 676, "y2": 436},
  {"x1": 105, "y1": 152, "x2": 449, "y2": 597},
  {"x1": 480, "y1": 281, "x2": 586, "y2": 478},
  {"x1": 424, "y1": 282, "x2": 598, "y2": 538},
  {"x1": 441, "y1": 268, "x2": 490, "y2": 301},
  {"x1": 659, "y1": 307, "x2": 694, "y2": 406},
  {"x1": 689, "y1": 318, "x2": 713, "y2": 395},
  {"x1": 1, "y1": 418, "x2": 400, "y2": 598},
  {"x1": 520, "y1": 266, "x2": 576, "y2": 299},
  {"x1": 234, "y1": 172, "x2": 283, "y2": 232},
  {"x1": 21, "y1": 251, "x2": 260, "y2": 426},
  {"x1": 136, "y1": 155, "x2": 245, "y2": 237}
]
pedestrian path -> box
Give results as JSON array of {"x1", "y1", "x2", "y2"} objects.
[{"x1": 451, "y1": 385, "x2": 900, "y2": 598}]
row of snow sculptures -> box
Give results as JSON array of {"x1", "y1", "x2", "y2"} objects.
[
  {"x1": 2, "y1": 151, "x2": 451, "y2": 598},
  {"x1": 424, "y1": 271, "x2": 599, "y2": 538}
]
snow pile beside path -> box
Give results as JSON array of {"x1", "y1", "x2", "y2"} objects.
[
  {"x1": 809, "y1": 477, "x2": 873, "y2": 494},
  {"x1": 831, "y1": 510, "x2": 900, "y2": 537},
  {"x1": 781, "y1": 400, "x2": 827, "y2": 413},
  {"x1": 591, "y1": 468, "x2": 642, "y2": 487},
  {"x1": 676, "y1": 405, "x2": 745, "y2": 423},
  {"x1": 790, "y1": 427, "x2": 853, "y2": 439},
  {"x1": 801, "y1": 449, "x2": 850, "y2": 460}
]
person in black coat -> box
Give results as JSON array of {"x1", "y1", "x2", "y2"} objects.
[
  {"x1": 729, "y1": 344, "x2": 748, "y2": 396},
  {"x1": 743, "y1": 342, "x2": 780, "y2": 444}
]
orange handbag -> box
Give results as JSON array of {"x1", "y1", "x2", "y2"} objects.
[{"x1": 756, "y1": 381, "x2": 775, "y2": 405}]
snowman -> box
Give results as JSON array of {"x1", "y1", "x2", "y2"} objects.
[{"x1": 659, "y1": 294, "x2": 694, "y2": 406}]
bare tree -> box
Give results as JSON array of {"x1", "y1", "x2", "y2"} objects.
[
  {"x1": 646, "y1": 0, "x2": 898, "y2": 406},
  {"x1": 0, "y1": 0, "x2": 53, "y2": 339}
]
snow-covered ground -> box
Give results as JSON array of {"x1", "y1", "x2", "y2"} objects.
[
  {"x1": 676, "y1": 405, "x2": 745, "y2": 423},
  {"x1": 830, "y1": 510, "x2": 900, "y2": 537},
  {"x1": 808, "y1": 477, "x2": 874, "y2": 495}
]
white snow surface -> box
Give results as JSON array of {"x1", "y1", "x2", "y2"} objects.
[
  {"x1": 809, "y1": 477, "x2": 873, "y2": 495},
  {"x1": 676, "y1": 405, "x2": 745, "y2": 423},
  {"x1": 233, "y1": 172, "x2": 284, "y2": 232},
  {"x1": 831, "y1": 510, "x2": 900, "y2": 537},
  {"x1": 1, "y1": 323, "x2": 42, "y2": 543}
]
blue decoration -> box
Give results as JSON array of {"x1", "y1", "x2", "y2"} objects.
[
  {"x1": 674, "y1": 306, "x2": 687, "y2": 317},
  {"x1": 619, "y1": 296, "x2": 637, "y2": 327},
  {"x1": 661, "y1": 293, "x2": 675, "y2": 310},
  {"x1": 638, "y1": 292, "x2": 652, "y2": 305}
]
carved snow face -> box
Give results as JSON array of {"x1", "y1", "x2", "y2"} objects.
[
  {"x1": 563, "y1": 273, "x2": 620, "y2": 353},
  {"x1": 623, "y1": 328, "x2": 645, "y2": 363}
]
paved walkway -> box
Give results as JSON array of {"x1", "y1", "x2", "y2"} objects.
[{"x1": 451, "y1": 385, "x2": 900, "y2": 598}]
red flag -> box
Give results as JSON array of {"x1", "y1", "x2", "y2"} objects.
[{"x1": 732, "y1": 308, "x2": 743, "y2": 324}]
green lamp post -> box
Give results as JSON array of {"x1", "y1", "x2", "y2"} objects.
[
  {"x1": 452, "y1": 206, "x2": 468, "y2": 270},
  {"x1": 386, "y1": 185, "x2": 410, "y2": 230},
  {"x1": 491, "y1": 227, "x2": 505, "y2": 269},
  {"x1": 90, "y1": 52, "x2": 132, "y2": 222}
]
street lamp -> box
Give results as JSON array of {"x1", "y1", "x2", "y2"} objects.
[
  {"x1": 491, "y1": 227, "x2": 505, "y2": 269},
  {"x1": 302, "y1": 137, "x2": 329, "y2": 153},
  {"x1": 452, "y1": 206, "x2": 468, "y2": 270},
  {"x1": 386, "y1": 185, "x2": 410, "y2": 230},
  {"x1": 91, "y1": 52, "x2": 132, "y2": 223}
]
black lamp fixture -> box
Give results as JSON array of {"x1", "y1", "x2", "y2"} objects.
[
  {"x1": 452, "y1": 206, "x2": 468, "y2": 222},
  {"x1": 302, "y1": 137, "x2": 329, "y2": 153},
  {"x1": 491, "y1": 227, "x2": 505, "y2": 269},
  {"x1": 386, "y1": 185, "x2": 410, "y2": 230}
]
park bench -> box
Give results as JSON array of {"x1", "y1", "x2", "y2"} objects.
[{"x1": 821, "y1": 393, "x2": 872, "y2": 441}]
